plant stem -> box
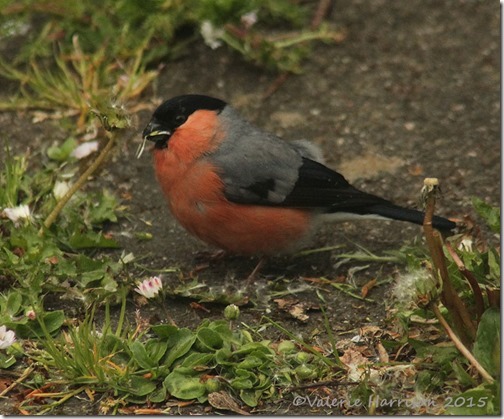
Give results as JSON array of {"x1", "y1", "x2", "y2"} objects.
[
  {"x1": 37, "y1": 386, "x2": 88, "y2": 415},
  {"x1": 320, "y1": 305, "x2": 341, "y2": 365},
  {"x1": 422, "y1": 178, "x2": 476, "y2": 343},
  {"x1": 39, "y1": 131, "x2": 116, "y2": 236},
  {"x1": 0, "y1": 366, "x2": 34, "y2": 397},
  {"x1": 445, "y1": 241, "x2": 485, "y2": 320},
  {"x1": 295, "y1": 245, "x2": 344, "y2": 257},
  {"x1": 430, "y1": 302, "x2": 494, "y2": 383}
]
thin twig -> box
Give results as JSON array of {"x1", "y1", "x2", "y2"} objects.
[
  {"x1": 37, "y1": 386, "x2": 88, "y2": 415},
  {"x1": 0, "y1": 366, "x2": 34, "y2": 398},
  {"x1": 430, "y1": 302, "x2": 494, "y2": 383},
  {"x1": 486, "y1": 288, "x2": 500, "y2": 309},
  {"x1": 295, "y1": 245, "x2": 344, "y2": 257},
  {"x1": 311, "y1": 0, "x2": 333, "y2": 29},
  {"x1": 262, "y1": 72, "x2": 290, "y2": 100},
  {"x1": 39, "y1": 131, "x2": 116, "y2": 235}
]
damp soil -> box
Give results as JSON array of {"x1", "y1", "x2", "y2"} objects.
[{"x1": 0, "y1": 0, "x2": 499, "y2": 415}]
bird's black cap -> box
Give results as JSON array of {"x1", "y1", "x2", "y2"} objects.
[{"x1": 142, "y1": 94, "x2": 226, "y2": 147}]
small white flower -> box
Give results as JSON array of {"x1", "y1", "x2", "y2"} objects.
[
  {"x1": 3, "y1": 204, "x2": 31, "y2": 225},
  {"x1": 200, "y1": 20, "x2": 224, "y2": 49},
  {"x1": 71, "y1": 141, "x2": 99, "y2": 159},
  {"x1": 53, "y1": 180, "x2": 71, "y2": 200},
  {"x1": 135, "y1": 276, "x2": 163, "y2": 299},
  {"x1": 241, "y1": 10, "x2": 258, "y2": 29},
  {"x1": 0, "y1": 326, "x2": 16, "y2": 349}
]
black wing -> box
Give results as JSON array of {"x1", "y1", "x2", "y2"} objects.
[
  {"x1": 279, "y1": 158, "x2": 393, "y2": 212},
  {"x1": 219, "y1": 156, "x2": 456, "y2": 230},
  {"x1": 222, "y1": 156, "x2": 392, "y2": 212}
]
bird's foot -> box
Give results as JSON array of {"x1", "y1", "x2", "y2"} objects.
[{"x1": 194, "y1": 249, "x2": 227, "y2": 263}]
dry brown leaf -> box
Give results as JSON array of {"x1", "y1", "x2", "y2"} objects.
[
  {"x1": 361, "y1": 278, "x2": 377, "y2": 298},
  {"x1": 376, "y1": 341, "x2": 389, "y2": 363},
  {"x1": 132, "y1": 408, "x2": 164, "y2": 415},
  {"x1": 274, "y1": 298, "x2": 318, "y2": 322},
  {"x1": 340, "y1": 347, "x2": 369, "y2": 368},
  {"x1": 0, "y1": 377, "x2": 13, "y2": 393},
  {"x1": 208, "y1": 391, "x2": 250, "y2": 415}
]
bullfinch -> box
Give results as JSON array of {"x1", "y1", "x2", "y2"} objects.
[{"x1": 141, "y1": 94, "x2": 455, "y2": 256}]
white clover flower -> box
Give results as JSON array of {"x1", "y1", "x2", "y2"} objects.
[
  {"x1": 0, "y1": 326, "x2": 16, "y2": 349},
  {"x1": 200, "y1": 20, "x2": 224, "y2": 49},
  {"x1": 135, "y1": 276, "x2": 163, "y2": 299},
  {"x1": 71, "y1": 141, "x2": 99, "y2": 159},
  {"x1": 3, "y1": 204, "x2": 31, "y2": 225},
  {"x1": 53, "y1": 180, "x2": 71, "y2": 200}
]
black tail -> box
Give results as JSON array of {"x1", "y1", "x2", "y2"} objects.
[{"x1": 367, "y1": 204, "x2": 456, "y2": 231}]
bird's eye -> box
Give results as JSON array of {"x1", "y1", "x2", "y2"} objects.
[{"x1": 175, "y1": 114, "x2": 187, "y2": 124}]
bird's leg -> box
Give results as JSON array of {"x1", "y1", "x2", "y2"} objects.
[
  {"x1": 245, "y1": 256, "x2": 267, "y2": 286},
  {"x1": 189, "y1": 250, "x2": 228, "y2": 277},
  {"x1": 194, "y1": 249, "x2": 227, "y2": 263}
]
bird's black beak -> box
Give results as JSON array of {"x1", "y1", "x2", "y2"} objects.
[
  {"x1": 137, "y1": 120, "x2": 172, "y2": 158},
  {"x1": 142, "y1": 121, "x2": 171, "y2": 143}
]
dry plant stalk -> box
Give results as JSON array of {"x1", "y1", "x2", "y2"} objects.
[
  {"x1": 422, "y1": 178, "x2": 494, "y2": 383},
  {"x1": 39, "y1": 131, "x2": 116, "y2": 236},
  {"x1": 430, "y1": 302, "x2": 494, "y2": 383},
  {"x1": 421, "y1": 178, "x2": 476, "y2": 344}
]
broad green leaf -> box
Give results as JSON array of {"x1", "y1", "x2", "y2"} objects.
[
  {"x1": 68, "y1": 230, "x2": 119, "y2": 249},
  {"x1": 232, "y1": 342, "x2": 272, "y2": 356},
  {"x1": 230, "y1": 369, "x2": 256, "y2": 390},
  {"x1": 164, "y1": 368, "x2": 206, "y2": 400},
  {"x1": 100, "y1": 334, "x2": 127, "y2": 361},
  {"x1": 151, "y1": 324, "x2": 178, "y2": 339},
  {"x1": 43, "y1": 310, "x2": 67, "y2": 333},
  {"x1": 148, "y1": 386, "x2": 167, "y2": 403},
  {"x1": 240, "y1": 389, "x2": 262, "y2": 407},
  {"x1": 145, "y1": 339, "x2": 169, "y2": 364},
  {"x1": 215, "y1": 347, "x2": 233, "y2": 366},
  {"x1": 445, "y1": 383, "x2": 500, "y2": 415},
  {"x1": 180, "y1": 352, "x2": 214, "y2": 369},
  {"x1": 0, "y1": 354, "x2": 16, "y2": 369},
  {"x1": 122, "y1": 375, "x2": 157, "y2": 396},
  {"x1": 473, "y1": 307, "x2": 500, "y2": 377},
  {"x1": 5, "y1": 292, "x2": 22, "y2": 316},
  {"x1": 9, "y1": 310, "x2": 65, "y2": 338},
  {"x1": 487, "y1": 248, "x2": 500, "y2": 283},
  {"x1": 47, "y1": 138, "x2": 77, "y2": 161},
  {"x1": 207, "y1": 320, "x2": 233, "y2": 339},
  {"x1": 88, "y1": 189, "x2": 119, "y2": 224},
  {"x1": 130, "y1": 341, "x2": 157, "y2": 370},
  {"x1": 197, "y1": 327, "x2": 224, "y2": 351},
  {"x1": 451, "y1": 360, "x2": 476, "y2": 387},
  {"x1": 163, "y1": 329, "x2": 197, "y2": 368},
  {"x1": 472, "y1": 197, "x2": 500, "y2": 233},
  {"x1": 237, "y1": 355, "x2": 263, "y2": 370}
]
